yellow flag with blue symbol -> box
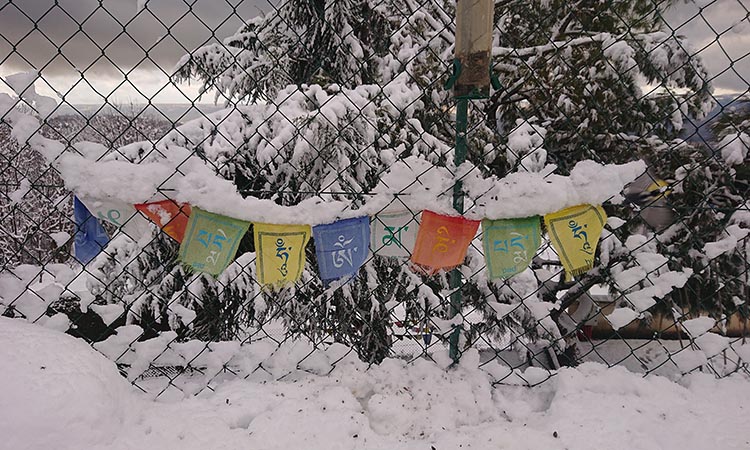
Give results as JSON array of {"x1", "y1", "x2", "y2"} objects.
[
  {"x1": 544, "y1": 204, "x2": 607, "y2": 281},
  {"x1": 254, "y1": 222, "x2": 311, "y2": 285}
]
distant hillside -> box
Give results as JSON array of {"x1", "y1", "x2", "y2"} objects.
[
  {"x1": 52, "y1": 103, "x2": 226, "y2": 124},
  {"x1": 681, "y1": 94, "x2": 750, "y2": 143},
  {"x1": 51, "y1": 96, "x2": 750, "y2": 143}
]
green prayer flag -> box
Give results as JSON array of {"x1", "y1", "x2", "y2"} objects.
[
  {"x1": 179, "y1": 207, "x2": 250, "y2": 276},
  {"x1": 482, "y1": 216, "x2": 541, "y2": 280}
]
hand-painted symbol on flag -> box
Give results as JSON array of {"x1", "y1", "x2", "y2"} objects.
[
  {"x1": 254, "y1": 223, "x2": 311, "y2": 285},
  {"x1": 73, "y1": 196, "x2": 110, "y2": 264},
  {"x1": 275, "y1": 238, "x2": 292, "y2": 278},
  {"x1": 482, "y1": 217, "x2": 541, "y2": 280},
  {"x1": 410, "y1": 210, "x2": 480, "y2": 274},
  {"x1": 313, "y1": 216, "x2": 370, "y2": 286},
  {"x1": 332, "y1": 235, "x2": 355, "y2": 267},
  {"x1": 370, "y1": 210, "x2": 419, "y2": 258},
  {"x1": 179, "y1": 207, "x2": 250, "y2": 276},
  {"x1": 77, "y1": 196, "x2": 151, "y2": 239},
  {"x1": 544, "y1": 204, "x2": 607, "y2": 281},
  {"x1": 135, "y1": 200, "x2": 191, "y2": 243}
]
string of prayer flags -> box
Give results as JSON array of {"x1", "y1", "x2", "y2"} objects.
[
  {"x1": 254, "y1": 222, "x2": 311, "y2": 285},
  {"x1": 544, "y1": 204, "x2": 607, "y2": 281},
  {"x1": 370, "y1": 209, "x2": 419, "y2": 258},
  {"x1": 179, "y1": 207, "x2": 250, "y2": 276},
  {"x1": 313, "y1": 216, "x2": 370, "y2": 286},
  {"x1": 69, "y1": 188, "x2": 614, "y2": 284},
  {"x1": 410, "y1": 210, "x2": 480, "y2": 274},
  {"x1": 135, "y1": 200, "x2": 191, "y2": 243},
  {"x1": 482, "y1": 216, "x2": 541, "y2": 279},
  {"x1": 78, "y1": 195, "x2": 151, "y2": 239},
  {"x1": 73, "y1": 196, "x2": 110, "y2": 264}
]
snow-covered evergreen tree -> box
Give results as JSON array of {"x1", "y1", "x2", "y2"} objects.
[
  {"x1": 170, "y1": 0, "x2": 472, "y2": 362},
  {"x1": 476, "y1": 0, "x2": 735, "y2": 362},
  {"x1": 126, "y1": 0, "x2": 725, "y2": 364},
  {"x1": 489, "y1": 0, "x2": 713, "y2": 173}
]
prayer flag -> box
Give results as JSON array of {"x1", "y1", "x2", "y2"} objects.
[
  {"x1": 179, "y1": 207, "x2": 250, "y2": 276},
  {"x1": 410, "y1": 210, "x2": 480, "y2": 274},
  {"x1": 254, "y1": 222, "x2": 311, "y2": 285},
  {"x1": 370, "y1": 209, "x2": 419, "y2": 258},
  {"x1": 544, "y1": 204, "x2": 607, "y2": 281},
  {"x1": 313, "y1": 216, "x2": 370, "y2": 286},
  {"x1": 135, "y1": 200, "x2": 191, "y2": 243},
  {"x1": 77, "y1": 195, "x2": 151, "y2": 239},
  {"x1": 482, "y1": 217, "x2": 541, "y2": 280},
  {"x1": 73, "y1": 196, "x2": 109, "y2": 264}
]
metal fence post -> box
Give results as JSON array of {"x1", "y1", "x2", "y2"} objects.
[
  {"x1": 447, "y1": 0, "x2": 494, "y2": 364},
  {"x1": 449, "y1": 97, "x2": 468, "y2": 363}
]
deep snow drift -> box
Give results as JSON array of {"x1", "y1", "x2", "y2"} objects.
[{"x1": 1, "y1": 316, "x2": 749, "y2": 450}]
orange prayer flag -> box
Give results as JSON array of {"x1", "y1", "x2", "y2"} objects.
[
  {"x1": 135, "y1": 200, "x2": 192, "y2": 243},
  {"x1": 410, "y1": 210, "x2": 480, "y2": 275}
]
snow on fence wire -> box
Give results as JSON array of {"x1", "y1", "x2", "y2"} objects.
[{"x1": 0, "y1": 0, "x2": 748, "y2": 399}]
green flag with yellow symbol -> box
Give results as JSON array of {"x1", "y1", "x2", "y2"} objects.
[
  {"x1": 179, "y1": 207, "x2": 250, "y2": 276},
  {"x1": 482, "y1": 216, "x2": 541, "y2": 280}
]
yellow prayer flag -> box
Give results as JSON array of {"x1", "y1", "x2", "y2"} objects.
[
  {"x1": 253, "y1": 222, "x2": 311, "y2": 285},
  {"x1": 544, "y1": 204, "x2": 607, "y2": 281}
]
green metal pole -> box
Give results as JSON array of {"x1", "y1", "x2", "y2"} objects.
[{"x1": 449, "y1": 97, "x2": 468, "y2": 363}]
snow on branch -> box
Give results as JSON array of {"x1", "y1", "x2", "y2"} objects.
[{"x1": 460, "y1": 159, "x2": 646, "y2": 220}]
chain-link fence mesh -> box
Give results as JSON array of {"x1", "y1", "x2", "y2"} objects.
[{"x1": 0, "y1": 0, "x2": 748, "y2": 399}]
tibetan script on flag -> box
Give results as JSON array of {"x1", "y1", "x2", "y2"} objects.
[
  {"x1": 544, "y1": 204, "x2": 607, "y2": 281},
  {"x1": 370, "y1": 209, "x2": 419, "y2": 258},
  {"x1": 313, "y1": 216, "x2": 370, "y2": 286},
  {"x1": 73, "y1": 196, "x2": 109, "y2": 264},
  {"x1": 482, "y1": 216, "x2": 541, "y2": 280},
  {"x1": 179, "y1": 207, "x2": 250, "y2": 276},
  {"x1": 135, "y1": 199, "x2": 191, "y2": 243},
  {"x1": 78, "y1": 195, "x2": 151, "y2": 239},
  {"x1": 410, "y1": 210, "x2": 480, "y2": 274},
  {"x1": 254, "y1": 223, "x2": 311, "y2": 285}
]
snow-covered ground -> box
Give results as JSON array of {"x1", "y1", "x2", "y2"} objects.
[{"x1": 2, "y1": 316, "x2": 749, "y2": 450}]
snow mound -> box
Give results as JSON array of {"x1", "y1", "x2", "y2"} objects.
[
  {"x1": 695, "y1": 333, "x2": 730, "y2": 358},
  {"x1": 703, "y1": 224, "x2": 748, "y2": 259},
  {"x1": 0, "y1": 317, "x2": 135, "y2": 450},
  {"x1": 461, "y1": 159, "x2": 645, "y2": 220},
  {"x1": 90, "y1": 303, "x2": 125, "y2": 326},
  {"x1": 2, "y1": 318, "x2": 750, "y2": 450},
  {"x1": 606, "y1": 307, "x2": 639, "y2": 330},
  {"x1": 681, "y1": 316, "x2": 716, "y2": 337},
  {"x1": 719, "y1": 132, "x2": 748, "y2": 166}
]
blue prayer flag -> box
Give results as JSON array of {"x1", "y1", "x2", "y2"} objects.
[
  {"x1": 313, "y1": 216, "x2": 370, "y2": 286},
  {"x1": 74, "y1": 196, "x2": 110, "y2": 264}
]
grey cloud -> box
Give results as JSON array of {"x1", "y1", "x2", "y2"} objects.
[
  {"x1": 0, "y1": 0, "x2": 746, "y2": 99},
  {"x1": 0, "y1": 0, "x2": 271, "y2": 78},
  {"x1": 664, "y1": 0, "x2": 750, "y2": 93}
]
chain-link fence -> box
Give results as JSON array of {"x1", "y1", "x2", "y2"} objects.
[{"x1": 0, "y1": 0, "x2": 748, "y2": 399}]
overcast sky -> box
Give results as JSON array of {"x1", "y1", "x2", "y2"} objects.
[
  {"x1": 0, "y1": 0, "x2": 271, "y2": 104},
  {"x1": 0, "y1": 0, "x2": 747, "y2": 105}
]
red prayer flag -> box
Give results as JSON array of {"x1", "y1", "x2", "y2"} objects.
[
  {"x1": 135, "y1": 200, "x2": 192, "y2": 243},
  {"x1": 410, "y1": 210, "x2": 480, "y2": 274}
]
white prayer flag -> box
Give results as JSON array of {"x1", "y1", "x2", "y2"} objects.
[
  {"x1": 78, "y1": 196, "x2": 152, "y2": 239},
  {"x1": 370, "y1": 209, "x2": 419, "y2": 258}
]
